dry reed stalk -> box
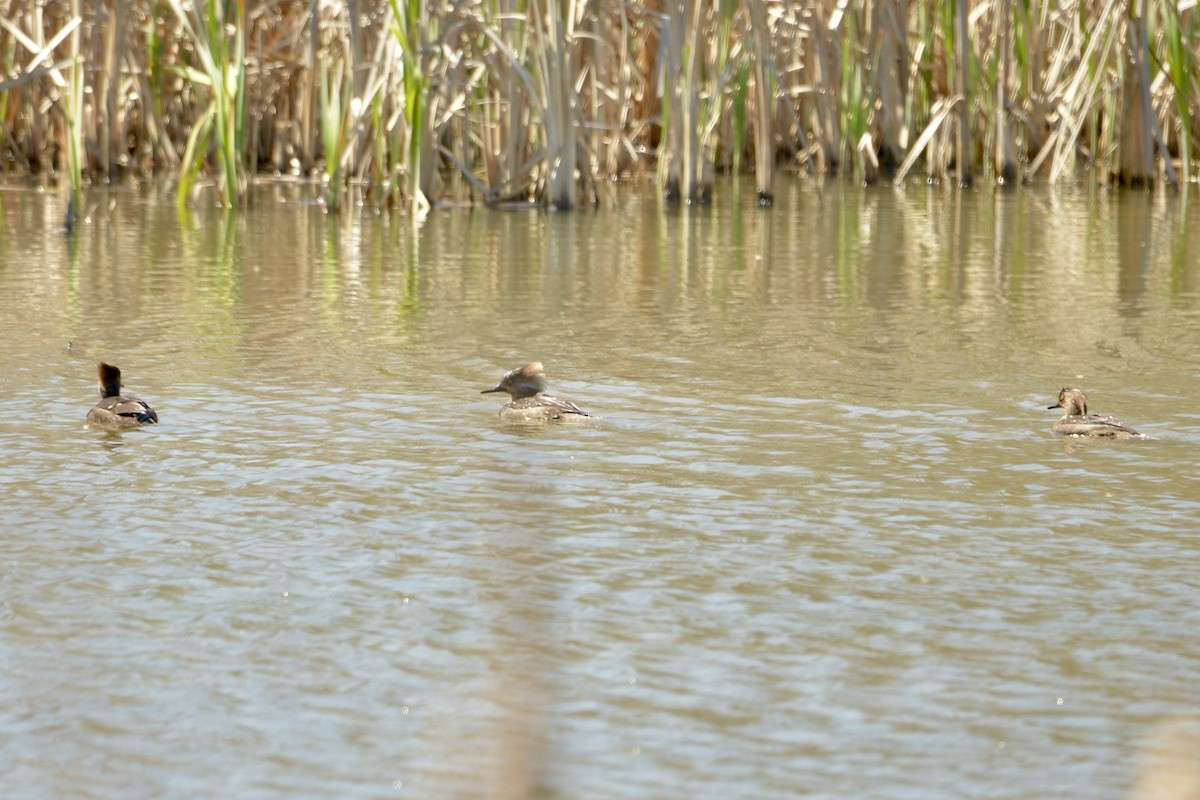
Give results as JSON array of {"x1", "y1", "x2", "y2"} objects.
[
  {"x1": 359, "y1": 18, "x2": 402, "y2": 199},
  {"x1": 701, "y1": 0, "x2": 734, "y2": 196},
  {"x1": 477, "y1": 2, "x2": 559, "y2": 204},
  {"x1": 993, "y1": 0, "x2": 1017, "y2": 183},
  {"x1": 530, "y1": 0, "x2": 577, "y2": 209},
  {"x1": 857, "y1": 131, "x2": 879, "y2": 182},
  {"x1": 1115, "y1": 0, "x2": 1176, "y2": 187},
  {"x1": 954, "y1": 0, "x2": 971, "y2": 186},
  {"x1": 586, "y1": 1, "x2": 639, "y2": 179},
  {"x1": 582, "y1": 2, "x2": 607, "y2": 179},
  {"x1": 893, "y1": 95, "x2": 956, "y2": 184},
  {"x1": 138, "y1": 3, "x2": 180, "y2": 172},
  {"x1": 298, "y1": 3, "x2": 319, "y2": 172},
  {"x1": 1035, "y1": 0, "x2": 1122, "y2": 183},
  {"x1": 729, "y1": 60, "x2": 747, "y2": 176},
  {"x1": 4, "y1": 0, "x2": 1200, "y2": 202},
  {"x1": 656, "y1": 0, "x2": 728, "y2": 202},
  {"x1": 415, "y1": 9, "x2": 440, "y2": 207},
  {"x1": 501, "y1": 0, "x2": 532, "y2": 201},
  {"x1": 94, "y1": 2, "x2": 111, "y2": 176},
  {"x1": 747, "y1": 0, "x2": 775, "y2": 202},
  {"x1": 772, "y1": 2, "x2": 811, "y2": 172},
  {"x1": 1011, "y1": 0, "x2": 1046, "y2": 158},
  {"x1": 1, "y1": 4, "x2": 76, "y2": 174},
  {"x1": 875, "y1": 0, "x2": 906, "y2": 171},
  {"x1": 808, "y1": 5, "x2": 842, "y2": 174},
  {"x1": 659, "y1": 0, "x2": 696, "y2": 200},
  {"x1": 313, "y1": 1, "x2": 392, "y2": 195},
  {"x1": 474, "y1": 0, "x2": 536, "y2": 203},
  {"x1": 831, "y1": 1, "x2": 878, "y2": 181},
  {"x1": 1118, "y1": 1, "x2": 1154, "y2": 185}
]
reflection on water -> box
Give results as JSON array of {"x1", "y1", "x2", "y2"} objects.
[{"x1": 1, "y1": 181, "x2": 1199, "y2": 799}]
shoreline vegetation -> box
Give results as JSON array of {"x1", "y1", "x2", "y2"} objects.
[{"x1": 1, "y1": 0, "x2": 1196, "y2": 222}]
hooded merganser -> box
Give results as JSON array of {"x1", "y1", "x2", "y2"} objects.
[
  {"x1": 86, "y1": 362, "x2": 159, "y2": 427},
  {"x1": 482, "y1": 362, "x2": 593, "y2": 422},
  {"x1": 1047, "y1": 387, "x2": 1143, "y2": 438}
]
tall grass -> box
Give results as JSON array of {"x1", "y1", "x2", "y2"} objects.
[
  {"x1": 165, "y1": 0, "x2": 248, "y2": 209},
  {"x1": 387, "y1": 0, "x2": 433, "y2": 216},
  {"x1": 1158, "y1": 0, "x2": 1197, "y2": 182},
  {"x1": 3, "y1": 0, "x2": 1199, "y2": 210},
  {"x1": 318, "y1": 58, "x2": 351, "y2": 211},
  {"x1": 64, "y1": 0, "x2": 84, "y2": 229}
]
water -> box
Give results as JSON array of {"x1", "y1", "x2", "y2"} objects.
[{"x1": 1, "y1": 181, "x2": 1198, "y2": 799}]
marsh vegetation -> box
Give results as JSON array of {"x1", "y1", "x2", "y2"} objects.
[{"x1": 2, "y1": 0, "x2": 1196, "y2": 217}]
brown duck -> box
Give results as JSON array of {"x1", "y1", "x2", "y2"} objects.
[
  {"x1": 1047, "y1": 388, "x2": 1142, "y2": 438},
  {"x1": 482, "y1": 362, "x2": 593, "y2": 422},
  {"x1": 87, "y1": 363, "x2": 159, "y2": 427}
]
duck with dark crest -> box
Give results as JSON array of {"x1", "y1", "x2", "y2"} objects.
[
  {"x1": 482, "y1": 362, "x2": 593, "y2": 422},
  {"x1": 1047, "y1": 387, "x2": 1143, "y2": 438},
  {"x1": 87, "y1": 363, "x2": 159, "y2": 427}
]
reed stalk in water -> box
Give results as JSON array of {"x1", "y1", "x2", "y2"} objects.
[
  {"x1": 387, "y1": 0, "x2": 433, "y2": 217},
  {"x1": 1116, "y1": 0, "x2": 1176, "y2": 187},
  {"x1": 954, "y1": 0, "x2": 972, "y2": 186},
  {"x1": 659, "y1": 0, "x2": 734, "y2": 203},
  {"x1": 531, "y1": 0, "x2": 577, "y2": 209},
  {"x1": 1158, "y1": 0, "x2": 1196, "y2": 183},
  {"x1": 64, "y1": 0, "x2": 84, "y2": 230},
  {"x1": 318, "y1": 58, "x2": 350, "y2": 211},
  {"x1": 992, "y1": 0, "x2": 1018, "y2": 183},
  {"x1": 747, "y1": 0, "x2": 775, "y2": 202},
  {"x1": 658, "y1": 0, "x2": 696, "y2": 200}
]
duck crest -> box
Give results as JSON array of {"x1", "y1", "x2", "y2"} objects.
[{"x1": 98, "y1": 362, "x2": 123, "y2": 398}]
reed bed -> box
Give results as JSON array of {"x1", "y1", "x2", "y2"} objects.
[{"x1": 2, "y1": 0, "x2": 1198, "y2": 213}]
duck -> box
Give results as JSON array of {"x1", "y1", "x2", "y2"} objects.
[
  {"x1": 482, "y1": 362, "x2": 593, "y2": 422},
  {"x1": 86, "y1": 362, "x2": 159, "y2": 427},
  {"x1": 1047, "y1": 387, "x2": 1142, "y2": 438}
]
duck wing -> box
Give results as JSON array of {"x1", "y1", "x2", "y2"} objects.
[
  {"x1": 549, "y1": 396, "x2": 590, "y2": 418},
  {"x1": 506, "y1": 394, "x2": 592, "y2": 420},
  {"x1": 1054, "y1": 414, "x2": 1141, "y2": 438},
  {"x1": 1087, "y1": 414, "x2": 1141, "y2": 437},
  {"x1": 89, "y1": 395, "x2": 159, "y2": 425},
  {"x1": 542, "y1": 394, "x2": 591, "y2": 419}
]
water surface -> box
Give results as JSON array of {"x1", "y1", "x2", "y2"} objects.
[{"x1": 1, "y1": 181, "x2": 1198, "y2": 799}]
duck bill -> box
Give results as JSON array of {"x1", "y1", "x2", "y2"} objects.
[
  {"x1": 481, "y1": 385, "x2": 504, "y2": 394},
  {"x1": 1046, "y1": 403, "x2": 1061, "y2": 410}
]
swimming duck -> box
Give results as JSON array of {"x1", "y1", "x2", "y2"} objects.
[
  {"x1": 1047, "y1": 387, "x2": 1142, "y2": 438},
  {"x1": 87, "y1": 362, "x2": 158, "y2": 427},
  {"x1": 482, "y1": 362, "x2": 593, "y2": 422}
]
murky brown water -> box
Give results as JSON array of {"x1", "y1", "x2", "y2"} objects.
[{"x1": 2, "y1": 180, "x2": 1199, "y2": 799}]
